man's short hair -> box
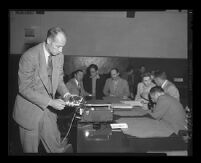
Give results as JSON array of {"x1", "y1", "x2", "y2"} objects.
[
  {"x1": 46, "y1": 27, "x2": 66, "y2": 42},
  {"x1": 141, "y1": 72, "x2": 151, "y2": 79},
  {"x1": 111, "y1": 68, "x2": 119, "y2": 73},
  {"x1": 154, "y1": 70, "x2": 167, "y2": 80},
  {"x1": 73, "y1": 69, "x2": 83, "y2": 77},
  {"x1": 150, "y1": 86, "x2": 164, "y2": 95},
  {"x1": 88, "y1": 64, "x2": 98, "y2": 71}
]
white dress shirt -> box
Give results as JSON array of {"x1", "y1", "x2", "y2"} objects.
[
  {"x1": 161, "y1": 80, "x2": 168, "y2": 89},
  {"x1": 43, "y1": 42, "x2": 50, "y2": 65}
]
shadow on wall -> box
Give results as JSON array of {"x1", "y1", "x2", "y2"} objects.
[
  {"x1": 22, "y1": 42, "x2": 41, "y2": 53},
  {"x1": 63, "y1": 56, "x2": 188, "y2": 80}
]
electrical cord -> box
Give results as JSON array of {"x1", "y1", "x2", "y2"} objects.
[{"x1": 61, "y1": 107, "x2": 80, "y2": 144}]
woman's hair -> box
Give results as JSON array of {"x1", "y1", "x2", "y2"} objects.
[{"x1": 141, "y1": 72, "x2": 151, "y2": 79}]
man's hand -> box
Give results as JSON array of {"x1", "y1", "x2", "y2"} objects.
[
  {"x1": 63, "y1": 93, "x2": 74, "y2": 102},
  {"x1": 48, "y1": 99, "x2": 66, "y2": 110}
]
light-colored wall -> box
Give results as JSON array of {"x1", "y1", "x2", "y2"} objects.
[{"x1": 10, "y1": 10, "x2": 187, "y2": 58}]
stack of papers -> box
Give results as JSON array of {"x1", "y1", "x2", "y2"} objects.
[
  {"x1": 120, "y1": 100, "x2": 143, "y2": 107},
  {"x1": 85, "y1": 104, "x2": 111, "y2": 107},
  {"x1": 110, "y1": 123, "x2": 128, "y2": 129},
  {"x1": 111, "y1": 103, "x2": 133, "y2": 109}
]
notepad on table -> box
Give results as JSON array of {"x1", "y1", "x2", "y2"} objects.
[
  {"x1": 111, "y1": 103, "x2": 133, "y2": 109},
  {"x1": 110, "y1": 123, "x2": 128, "y2": 129},
  {"x1": 85, "y1": 104, "x2": 111, "y2": 107},
  {"x1": 120, "y1": 100, "x2": 143, "y2": 107}
]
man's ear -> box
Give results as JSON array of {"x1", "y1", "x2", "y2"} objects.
[{"x1": 47, "y1": 37, "x2": 51, "y2": 45}]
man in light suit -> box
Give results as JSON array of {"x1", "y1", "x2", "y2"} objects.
[
  {"x1": 13, "y1": 27, "x2": 72, "y2": 153},
  {"x1": 148, "y1": 86, "x2": 186, "y2": 134},
  {"x1": 66, "y1": 69, "x2": 90, "y2": 97},
  {"x1": 154, "y1": 71, "x2": 180, "y2": 101},
  {"x1": 103, "y1": 68, "x2": 130, "y2": 99}
]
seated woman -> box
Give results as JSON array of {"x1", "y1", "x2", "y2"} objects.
[
  {"x1": 103, "y1": 68, "x2": 130, "y2": 99},
  {"x1": 66, "y1": 69, "x2": 90, "y2": 97},
  {"x1": 135, "y1": 72, "x2": 155, "y2": 109}
]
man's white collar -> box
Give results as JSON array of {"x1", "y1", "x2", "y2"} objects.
[
  {"x1": 161, "y1": 80, "x2": 168, "y2": 88},
  {"x1": 43, "y1": 42, "x2": 50, "y2": 64},
  {"x1": 74, "y1": 78, "x2": 79, "y2": 86}
]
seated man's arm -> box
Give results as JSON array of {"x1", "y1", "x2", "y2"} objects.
[
  {"x1": 65, "y1": 82, "x2": 74, "y2": 95},
  {"x1": 149, "y1": 98, "x2": 169, "y2": 120},
  {"x1": 103, "y1": 79, "x2": 110, "y2": 96},
  {"x1": 123, "y1": 80, "x2": 130, "y2": 97},
  {"x1": 80, "y1": 82, "x2": 91, "y2": 96}
]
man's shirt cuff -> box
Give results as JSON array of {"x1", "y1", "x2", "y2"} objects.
[{"x1": 63, "y1": 92, "x2": 71, "y2": 98}]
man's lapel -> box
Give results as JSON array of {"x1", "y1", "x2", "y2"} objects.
[
  {"x1": 38, "y1": 43, "x2": 49, "y2": 92},
  {"x1": 52, "y1": 56, "x2": 60, "y2": 96},
  {"x1": 72, "y1": 79, "x2": 78, "y2": 88},
  {"x1": 71, "y1": 78, "x2": 79, "y2": 92}
]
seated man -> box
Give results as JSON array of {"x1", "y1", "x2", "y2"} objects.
[
  {"x1": 154, "y1": 71, "x2": 180, "y2": 101},
  {"x1": 135, "y1": 72, "x2": 155, "y2": 103},
  {"x1": 83, "y1": 64, "x2": 106, "y2": 100},
  {"x1": 103, "y1": 68, "x2": 130, "y2": 99},
  {"x1": 66, "y1": 69, "x2": 90, "y2": 97},
  {"x1": 148, "y1": 86, "x2": 186, "y2": 135}
]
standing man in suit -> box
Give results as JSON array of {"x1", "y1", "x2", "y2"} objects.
[
  {"x1": 148, "y1": 86, "x2": 186, "y2": 134},
  {"x1": 13, "y1": 27, "x2": 72, "y2": 153},
  {"x1": 153, "y1": 71, "x2": 180, "y2": 101},
  {"x1": 66, "y1": 69, "x2": 90, "y2": 97}
]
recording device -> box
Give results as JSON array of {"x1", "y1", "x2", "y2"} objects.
[
  {"x1": 61, "y1": 95, "x2": 86, "y2": 144},
  {"x1": 81, "y1": 106, "x2": 113, "y2": 123},
  {"x1": 65, "y1": 95, "x2": 113, "y2": 122},
  {"x1": 65, "y1": 95, "x2": 86, "y2": 107}
]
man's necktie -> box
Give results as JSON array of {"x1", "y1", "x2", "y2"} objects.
[
  {"x1": 48, "y1": 55, "x2": 53, "y2": 73},
  {"x1": 78, "y1": 82, "x2": 81, "y2": 96},
  {"x1": 47, "y1": 55, "x2": 53, "y2": 96}
]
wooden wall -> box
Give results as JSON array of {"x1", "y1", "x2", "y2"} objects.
[{"x1": 9, "y1": 55, "x2": 189, "y2": 109}]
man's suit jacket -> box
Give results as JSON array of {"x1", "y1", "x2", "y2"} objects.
[
  {"x1": 13, "y1": 42, "x2": 69, "y2": 130},
  {"x1": 162, "y1": 80, "x2": 180, "y2": 101},
  {"x1": 83, "y1": 74, "x2": 106, "y2": 99},
  {"x1": 103, "y1": 78, "x2": 130, "y2": 98},
  {"x1": 149, "y1": 94, "x2": 186, "y2": 134},
  {"x1": 65, "y1": 78, "x2": 88, "y2": 97}
]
